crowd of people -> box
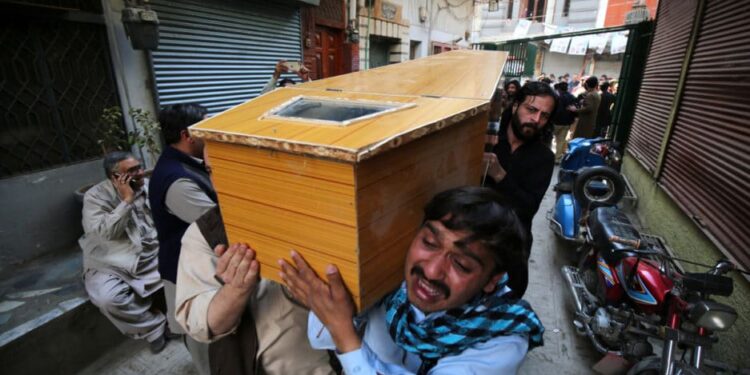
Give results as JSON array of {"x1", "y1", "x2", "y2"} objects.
[
  {"x1": 532, "y1": 72, "x2": 618, "y2": 163},
  {"x1": 78, "y1": 61, "x2": 606, "y2": 374}
]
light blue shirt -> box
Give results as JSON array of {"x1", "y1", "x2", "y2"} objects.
[{"x1": 307, "y1": 290, "x2": 529, "y2": 375}]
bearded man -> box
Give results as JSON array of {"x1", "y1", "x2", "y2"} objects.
[{"x1": 482, "y1": 81, "x2": 556, "y2": 298}]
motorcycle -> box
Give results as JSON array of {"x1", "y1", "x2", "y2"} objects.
[
  {"x1": 549, "y1": 137, "x2": 625, "y2": 242},
  {"x1": 562, "y1": 205, "x2": 744, "y2": 374}
]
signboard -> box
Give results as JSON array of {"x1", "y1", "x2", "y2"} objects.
[
  {"x1": 550, "y1": 37, "x2": 571, "y2": 53},
  {"x1": 568, "y1": 36, "x2": 589, "y2": 55},
  {"x1": 513, "y1": 19, "x2": 532, "y2": 38},
  {"x1": 610, "y1": 32, "x2": 629, "y2": 54},
  {"x1": 588, "y1": 34, "x2": 609, "y2": 54}
]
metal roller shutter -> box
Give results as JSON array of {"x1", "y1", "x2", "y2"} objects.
[
  {"x1": 660, "y1": 0, "x2": 750, "y2": 270},
  {"x1": 626, "y1": 0, "x2": 697, "y2": 172},
  {"x1": 150, "y1": 0, "x2": 301, "y2": 115}
]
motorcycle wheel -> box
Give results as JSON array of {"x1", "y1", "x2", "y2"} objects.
[
  {"x1": 573, "y1": 166, "x2": 626, "y2": 207},
  {"x1": 627, "y1": 356, "x2": 660, "y2": 375},
  {"x1": 627, "y1": 357, "x2": 704, "y2": 375}
]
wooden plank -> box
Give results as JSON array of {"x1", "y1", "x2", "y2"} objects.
[
  {"x1": 299, "y1": 50, "x2": 508, "y2": 100},
  {"x1": 224, "y1": 224, "x2": 361, "y2": 304},
  {"x1": 353, "y1": 116, "x2": 486, "y2": 307},
  {"x1": 207, "y1": 141, "x2": 355, "y2": 185},
  {"x1": 361, "y1": 266, "x2": 404, "y2": 309},
  {"x1": 188, "y1": 51, "x2": 501, "y2": 163},
  {"x1": 219, "y1": 194, "x2": 358, "y2": 263},
  {"x1": 193, "y1": 89, "x2": 487, "y2": 162},
  {"x1": 210, "y1": 157, "x2": 356, "y2": 227},
  {"x1": 357, "y1": 158, "x2": 483, "y2": 261},
  {"x1": 356, "y1": 114, "x2": 487, "y2": 226},
  {"x1": 359, "y1": 223, "x2": 415, "y2": 297}
]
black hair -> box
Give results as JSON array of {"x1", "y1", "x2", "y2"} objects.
[
  {"x1": 158, "y1": 103, "x2": 208, "y2": 145},
  {"x1": 422, "y1": 186, "x2": 527, "y2": 273},
  {"x1": 278, "y1": 78, "x2": 296, "y2": 87},
  {"x1": 515, "y1": 81, "x2": 558, "y2": 118},
  {"x1": 600, "y1": 81, "x2": 610, "y2": 92},
  {"x1": 555, "y1": 81, "x2": 569, "y2": 92},
  {"x1": 540, "y1": 77, "x2": 552, "y2": 84},
  {"x1": 504, "y1": 79, "x2": 521, "y2": 93},
  {"x1": 103, "y1": 151, "x2": 135, "y2": 179},
  {"x1": 585, "y1": 76, "x2": 599, "y2": 90}
]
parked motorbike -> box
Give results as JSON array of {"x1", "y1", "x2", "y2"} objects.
[
  {"x1": 549, "y1": 137, "x2": 625, "y2": 241},
  {"x1": 562, "y1": 205, "x2": 744, "y2": 374}
]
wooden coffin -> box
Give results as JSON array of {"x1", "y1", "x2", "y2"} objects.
[{"x1": 190, "y1": 50, "x2": 508, "y2": 309}]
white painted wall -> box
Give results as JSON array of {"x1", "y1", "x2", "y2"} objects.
[
  {"x1": 592, "y1": 58, "x2": 622, "y2": 79},
  {"x1": 401, "y1": 0, "x2": 474, "y2": 56},
  {"x1": 102, "y1": 0, "x2": 159, "y2": 168},
  {"x1": 541, "y1": 51, "x2": 586, "y2": 77},
  {"x1": 595, "y1": 0, "x2": 609, "y2": 28},
  {"x1": 541, "y1": 49, "x2": 622, "y2": 79}
]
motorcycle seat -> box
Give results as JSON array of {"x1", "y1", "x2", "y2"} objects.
[
  {"x1": 682, "y1": 273, "x2": 734, "y2": 297},
  {"x1": 588, "y1": 206, "x2": 642, "y2": 263}
]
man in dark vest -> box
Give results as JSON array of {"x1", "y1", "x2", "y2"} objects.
[{"x1": 149, "y1": 103, "x2": 215, "y2": 374}]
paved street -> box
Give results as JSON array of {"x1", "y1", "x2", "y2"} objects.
[{"x1": 78, "y1": 172, "x2": 601, "y2": 375}]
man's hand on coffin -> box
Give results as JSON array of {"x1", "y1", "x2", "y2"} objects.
[
  {"x1": 279, "y1": 251, "x2": 361, "y2": 353},
  {"x1": 483, "y1": 152, "x2": 507, "y2": 182},
  {"x1": 207, "y1": 243, "x2": 260, "y2": 337},
  {"x1": 214, "y1": 243, "x2": 260, "y2": 297}
]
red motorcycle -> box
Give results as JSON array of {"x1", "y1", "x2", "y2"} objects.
[{"x1": 562, "y1": 206, "x2": 745, "y2": 374}]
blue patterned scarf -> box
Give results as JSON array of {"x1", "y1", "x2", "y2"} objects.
[{"x1": 383, "y1": 274, "x2": 544, "y2": 368}]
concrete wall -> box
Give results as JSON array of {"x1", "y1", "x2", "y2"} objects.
[
  {"x1": 0, "y1": 0, "x2": 156, "y2": 270},
  {"x1": 567, "y1": 0, "x2": 599, "y2": 29},
  {"x1": 542, "y1": 50, "x2": 587, "y2": 76},
  {"x1": 541, "y1": 50, "x2": 622, "y2": 79},
  {"x1": 402, "y1": 0, "x2": 473, "y2": 57},
  {"x1": 591, "y1": 58, "x2": 622, "y2": 80},
  {"x1": 0, "y1": 159, "x2": 102, "y2": 271},
  {"x1": 623, "y1": 154, "x2": 750, "y2": 368},
  {"x1": 102, "y1": 0, "x2": 159, "y2": 168}
]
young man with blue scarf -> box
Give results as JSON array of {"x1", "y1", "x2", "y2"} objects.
[{"x1": 279, "y1": 186, "x2": 545, "y2": 374}]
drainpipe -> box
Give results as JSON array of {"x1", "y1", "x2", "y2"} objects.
[
  {"x1": 427, "y1": 0, "x2": 433, "y2": 55},
  {"x1": 366, "y1": 1, "x2": 371, "y2": 69}
]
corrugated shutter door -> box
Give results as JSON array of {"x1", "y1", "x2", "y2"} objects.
[
  {"x1": 626, "y1": 0, "x2": 697, "y2": 172},
  {"x1": 150, "y1": 0, "x2": 301, "y2": 115},
  {"x1": 660, "y1": 0, "x2": 750, "y2": 269}
]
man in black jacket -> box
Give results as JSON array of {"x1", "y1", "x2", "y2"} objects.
[
  {"x1": 482, "y1": 82, "x2": 556, "y2": 298},
  {"x1": 595, "y1": 81, "x2": 616, "y2": 137},
  {"x1": 552, "y1": 82, "x2": 578, "y2": 163}
]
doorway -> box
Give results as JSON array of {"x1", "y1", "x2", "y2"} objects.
[{"x1": 313, "y1": 25, "x2": 345, "y2": 79}]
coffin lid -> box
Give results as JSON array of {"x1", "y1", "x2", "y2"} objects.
[{"x1": 190, "y1": 50, "x2": 508, "y2": 162}]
